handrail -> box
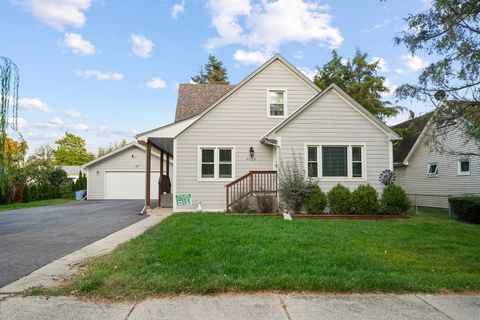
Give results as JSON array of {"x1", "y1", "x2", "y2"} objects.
[{"x1": 225, "y1": 170, "x2": 277, "y2": 211}]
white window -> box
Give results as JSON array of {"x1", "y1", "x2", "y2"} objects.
[
  {"x1": 305, "y1": 144, "x2": 365, "y2": 180},
  {"x1": 268, "y1": 89, "x2": 286, "y2": 117},
  {"x1": 199, "y1": 147, "x2": 235, "y2": 180},
  {"x1": 427, "y1": 163, "x2": 438, "y2": 176},
  {"x1": 458, "y1": 160, "x2": 470, "y2": 175}
]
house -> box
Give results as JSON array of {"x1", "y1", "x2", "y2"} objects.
[
  {"x1": 133, "y1": 54, "x2": 400, "y2": 212},
  {"x1": 83, "y1": 142, "x2": 171, "y2": 201},
  {"x1": 61, "y1": 166, "x2": 85, "y2": 182},
  {"x1": 392, "y1": 110, "x2": 480, "y2": 208}
]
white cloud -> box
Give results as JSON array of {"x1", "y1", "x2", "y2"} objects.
[
  {"x1": 340, "y1": 58, "x2": 348, "y2": 66},
  {"x1": 16, "y1": 0, "x2": 93, "y2": 31},
  {"x1": 62, "y1": 33, "x2": 96, "y2": 55},
  {"x1": 8, "y1": 117, "x2": 29, "y2": 129},
  {"x1": 65, "y1": 109, "x2": 81, "y2": 118},
  {"x1": 298, "y1": 67, "x2": 316, "y2": 80},
  {"x1": 75, "y1": 70, "x2": 124, "y2": 80},
  {"x1": 73, "y1": 123, "x2": 89, "y2": 131},
  {"x1": 395, "y1": 68, "x2": 404, "y2": 74},
  {"x1": 370, "y1": 57, "x2": 389, "y2": 72},
  {"x1": 130, "y1": 34, "x2": 154, "y2": 58},
  {"x1": 145, "y1": 77, "x2": 167, "y2": 90},
  {"x1": 293, "y1": 51, "x2": 304, "y2": 59},
  {"x1": 382, "y1": 78, "x2": 397, "y2": 97},
  {"x1": 171, "y1": 0, "x2": 185, "y2": 19},
  {"x1": 206, "y1": 0, "x2": 343, "y2": 64},
  {"x1": 18, "y1": 98, "x2": 53, "y2": 113},
  {"x1": 233, "y1": 49, "x2": 270, "y2": 65},
  {"x1": 96, "y1": 126, "x2": 137, "y2": 137},
  {"x1": 400, "y1": 54, "x2": 429, "y2": 71}
]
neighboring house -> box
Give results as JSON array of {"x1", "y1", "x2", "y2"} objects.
[
  {"x1": 83, "y1": 142, "x2": 171, "y2": 200},
  {"x1": 133, "y1": 54, "x2": 400, "y2": 212},
  {"x1": 392, "y1": 112, "x2": 480, "y2": 208},
  {"x1": 61, "y1": 166, "x2": 85, "y2": 182}
]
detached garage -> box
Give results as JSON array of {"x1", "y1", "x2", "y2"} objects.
[{"x1": 83, "y1": 142, "x2": 170, "y2": 200}]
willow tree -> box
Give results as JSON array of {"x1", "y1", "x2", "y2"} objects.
[{"x1": 0, "y1": 57, "x2": 20, "y2": 159}]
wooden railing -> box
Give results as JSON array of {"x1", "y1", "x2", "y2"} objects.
[{"x1": 225, "y1": 170, "x2": 277, "y2": 211}]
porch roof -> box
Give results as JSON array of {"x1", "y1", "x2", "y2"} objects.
[{"x1": 148, "y1": 137, "x2": 174, "y2": 155}]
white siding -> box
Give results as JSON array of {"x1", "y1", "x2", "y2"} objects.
[
  {"x1": 87, "y1": 146, "x2": 172, "y2": 200},
  {"x1": 277, "y1": 90, "x2": 391, "y2": 194},
  {"x1": 395, "y1": 125, "x2": 480, "y2": 208},
  {"x1": 175, "y1": 60, "x2": 317, "y2": 211},
  {"x1": 136, "y1": 117, "x2": 198, "y2": 140}
]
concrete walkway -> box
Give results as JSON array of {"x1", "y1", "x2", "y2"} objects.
[
  {"x1": 0, "y1": 209, "x2": 172, "y2": 293},
  {"x1": 0, "y1": 294, "x2": 478, "y2": 320}
]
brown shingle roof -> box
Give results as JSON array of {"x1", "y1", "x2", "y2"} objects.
[
  {"x1": 390, "y1": 112, "x2": 432, "y2": 164},
  {"x1": 175, "y1": 84, "x2": 235, "y2": 122}
]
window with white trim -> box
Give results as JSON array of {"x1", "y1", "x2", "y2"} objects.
[
  {"x1": 307, "y1": 146, "x2": 318, "y2": 178},
  {"x1": 199, "y1": 147, "x2": 234, "y2": 180},
  {"x1": 268, "y1": 90, "x2": 285, "y2": 117},
  {"x1": 458, "y1": 160, "x2": 470, "y2": 175},
  {"x1": 427, "y1": 163, "x2": 438, "y2": 176},
  {"x1": 305, "y1": 145, "x2": 365, "y2": 179}
]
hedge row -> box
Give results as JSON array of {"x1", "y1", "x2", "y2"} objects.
[
  {"x1": 304, "y1": 183, "x2": 410, "y2": 215},
  {"x1": 449, "y1": 195, "x2": 480, "y2": 224}
]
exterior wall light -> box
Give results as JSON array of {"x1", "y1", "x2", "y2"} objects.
[{"x1": 249, "y1": 146, "x2": 255, "y2": 159}]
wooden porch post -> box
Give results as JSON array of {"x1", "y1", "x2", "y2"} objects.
[
  {"x1": 145, "y1": 140, "x2": 152, "y2": 211},
  {"x1": 166, "y1": 153, "x2": 170, "y2": 177},
  {"x1": 159, "y1": 149, "x2": 164, "y2": 207}
]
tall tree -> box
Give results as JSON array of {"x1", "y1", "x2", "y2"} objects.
[
  {"x1": 0, "y1": 57, "x2": 20, "y2": 162},
  {"x1": 3, "y1": 136, "x2": 28, "y2": 163},
  {"x1": 191, "y1": 55, "x2": 229, "y2": 84},
  {"x1": 394, "y1": 0, "x2": 480, "y2": 155},
  {"x1": 314, "y1": 50, "x2": 401, "y2": 120},
  {"x1": 53, "y1": 132, "x2": 94, "y2": 166}
]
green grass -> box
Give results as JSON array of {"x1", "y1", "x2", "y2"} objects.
[
  {"x1": 0, "y1": 199, "x2": 75, "y2": 211},
  {"x1": 54, "y1": 209, "x2": 479, "y2": 300}
]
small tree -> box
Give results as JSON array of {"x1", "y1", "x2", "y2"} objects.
[{"x1": 278, "y1": 152, "x2": 316, "y2": 213}]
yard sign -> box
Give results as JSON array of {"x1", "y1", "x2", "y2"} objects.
[{"x1": 176, "y1": 193, "x2": 192, "y2": 206}]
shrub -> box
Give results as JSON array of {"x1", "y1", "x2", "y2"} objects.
[
  {"x1": 278, "y1": 153, "x2": 316, "y2": 213},
  {"x1": 305, "y1": 186, "x2": 327, "y2": 214},
  {"x1": 351, "y1": 184, "x2": 379, "y2": 215},
  {"x1": 230, "y1": 197, "x2": 251, "y2": 213},
  {"x1": 327, "y1": 184, "x2": 352, "y2": 214},
  {"x1": 60, "y1": 182, "x2": 74, "y2": 199},
  {"x1": 380, "y1": 184, "x2": 410, "y2": 214},
  {"x1": 449, "y1": 195, "x2": 480, "y2": 224},
  {"x1": 255, "y1": 192, "x2": 277, "y2": 213}
]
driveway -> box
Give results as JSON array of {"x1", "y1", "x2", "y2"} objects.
[{"x1": 0, "y1": 200, "x2": 147, "y2": 288}]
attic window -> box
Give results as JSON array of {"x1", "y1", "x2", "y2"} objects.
[
  {"x1": 427, "y1": 163, "x2": 438, "y2": 176},
  {"x1": 268, "y1": 89, "x2": 286, "y2": 117}
]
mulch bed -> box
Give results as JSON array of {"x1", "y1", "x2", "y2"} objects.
[{"x1": 229, "y1": 213, "x2": 409, "y2": 220}]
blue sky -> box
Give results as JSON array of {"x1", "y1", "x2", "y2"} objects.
[{"x1": 1, "y1": 0, "x2": 434, "y2": 153}]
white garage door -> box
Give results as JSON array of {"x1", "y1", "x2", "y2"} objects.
[{"x1": 105, "y1": 171, "x2": 160, "y2": 200}]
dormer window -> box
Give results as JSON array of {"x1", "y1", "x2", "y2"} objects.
[{"x1": 268, "y1": 89, "x2": 286, "y2": 117}]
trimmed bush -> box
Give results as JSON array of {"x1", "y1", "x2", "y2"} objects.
[
  {"x1": 351, "y1": 184, "x2": 379, "y2": 215},
  {"x1": 305, "y1": 186, "x2": 327, "y2": 214},
  {"x1": 230, "y1": 198, "x2": 251, "y2": 213},
  {"x1": 449, "y1": 195, "x2": 480, "y2": 224},
  {"x1": 327, "y1": 184, "x2": 352, "y2": 214},
  {"x1": 380, "y1": 184, "x2": 410, "y2": 214},
  {"x1": 255, "y1": 192, "x2": 277, "y2": 213}
]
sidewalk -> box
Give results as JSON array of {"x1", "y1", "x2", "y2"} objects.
[{"x1": 0, "y1": 293, "x2": 478, "y2": 320}]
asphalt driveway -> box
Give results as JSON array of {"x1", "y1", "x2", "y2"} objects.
[{"x1": 0, "y1": 200, "x2": 147, "y2": 288}]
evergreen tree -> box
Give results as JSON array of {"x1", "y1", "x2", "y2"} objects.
[{"x1": 191, "y1": 55, "x2": 229, "y2": 84}]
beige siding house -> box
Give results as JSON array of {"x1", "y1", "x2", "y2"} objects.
[
  {"x1": 89, "y1": 54, "x2": 400, "y2": 211},
  {"x1": 393, "y1": 115, "x2": 480, "y2": 208}
]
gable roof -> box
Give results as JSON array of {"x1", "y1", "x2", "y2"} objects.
[
  {"x1": 262, "y1": 83, "x2": 401, "y2": 141},
  {"x1": 136, "y1": 116, "x2": 198, "y2": 141},
  {"x1": 390, "y1": 112, "x2": 432, "y2": 164},
  {"x1": 82, "y1": 142, "x2": 159, "y2": 168},
  {"x1": 174, "y1": 54, "x2": 322, "y2": 138},
  {"x1": 175, "y1": 84, "x2": 235, "y2": 122}
]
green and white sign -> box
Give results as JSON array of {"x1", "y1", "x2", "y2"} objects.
[{"x1": 176, "y1": 193, "x2": 192, "y2": 206}]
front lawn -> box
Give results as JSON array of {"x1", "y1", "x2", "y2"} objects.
[
  {"x1": 0, "y1": 199, "x2": 75, "y2": 211},
  {"x1": 60, "y1": 209, "x2": 479, "y2": 300}
]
